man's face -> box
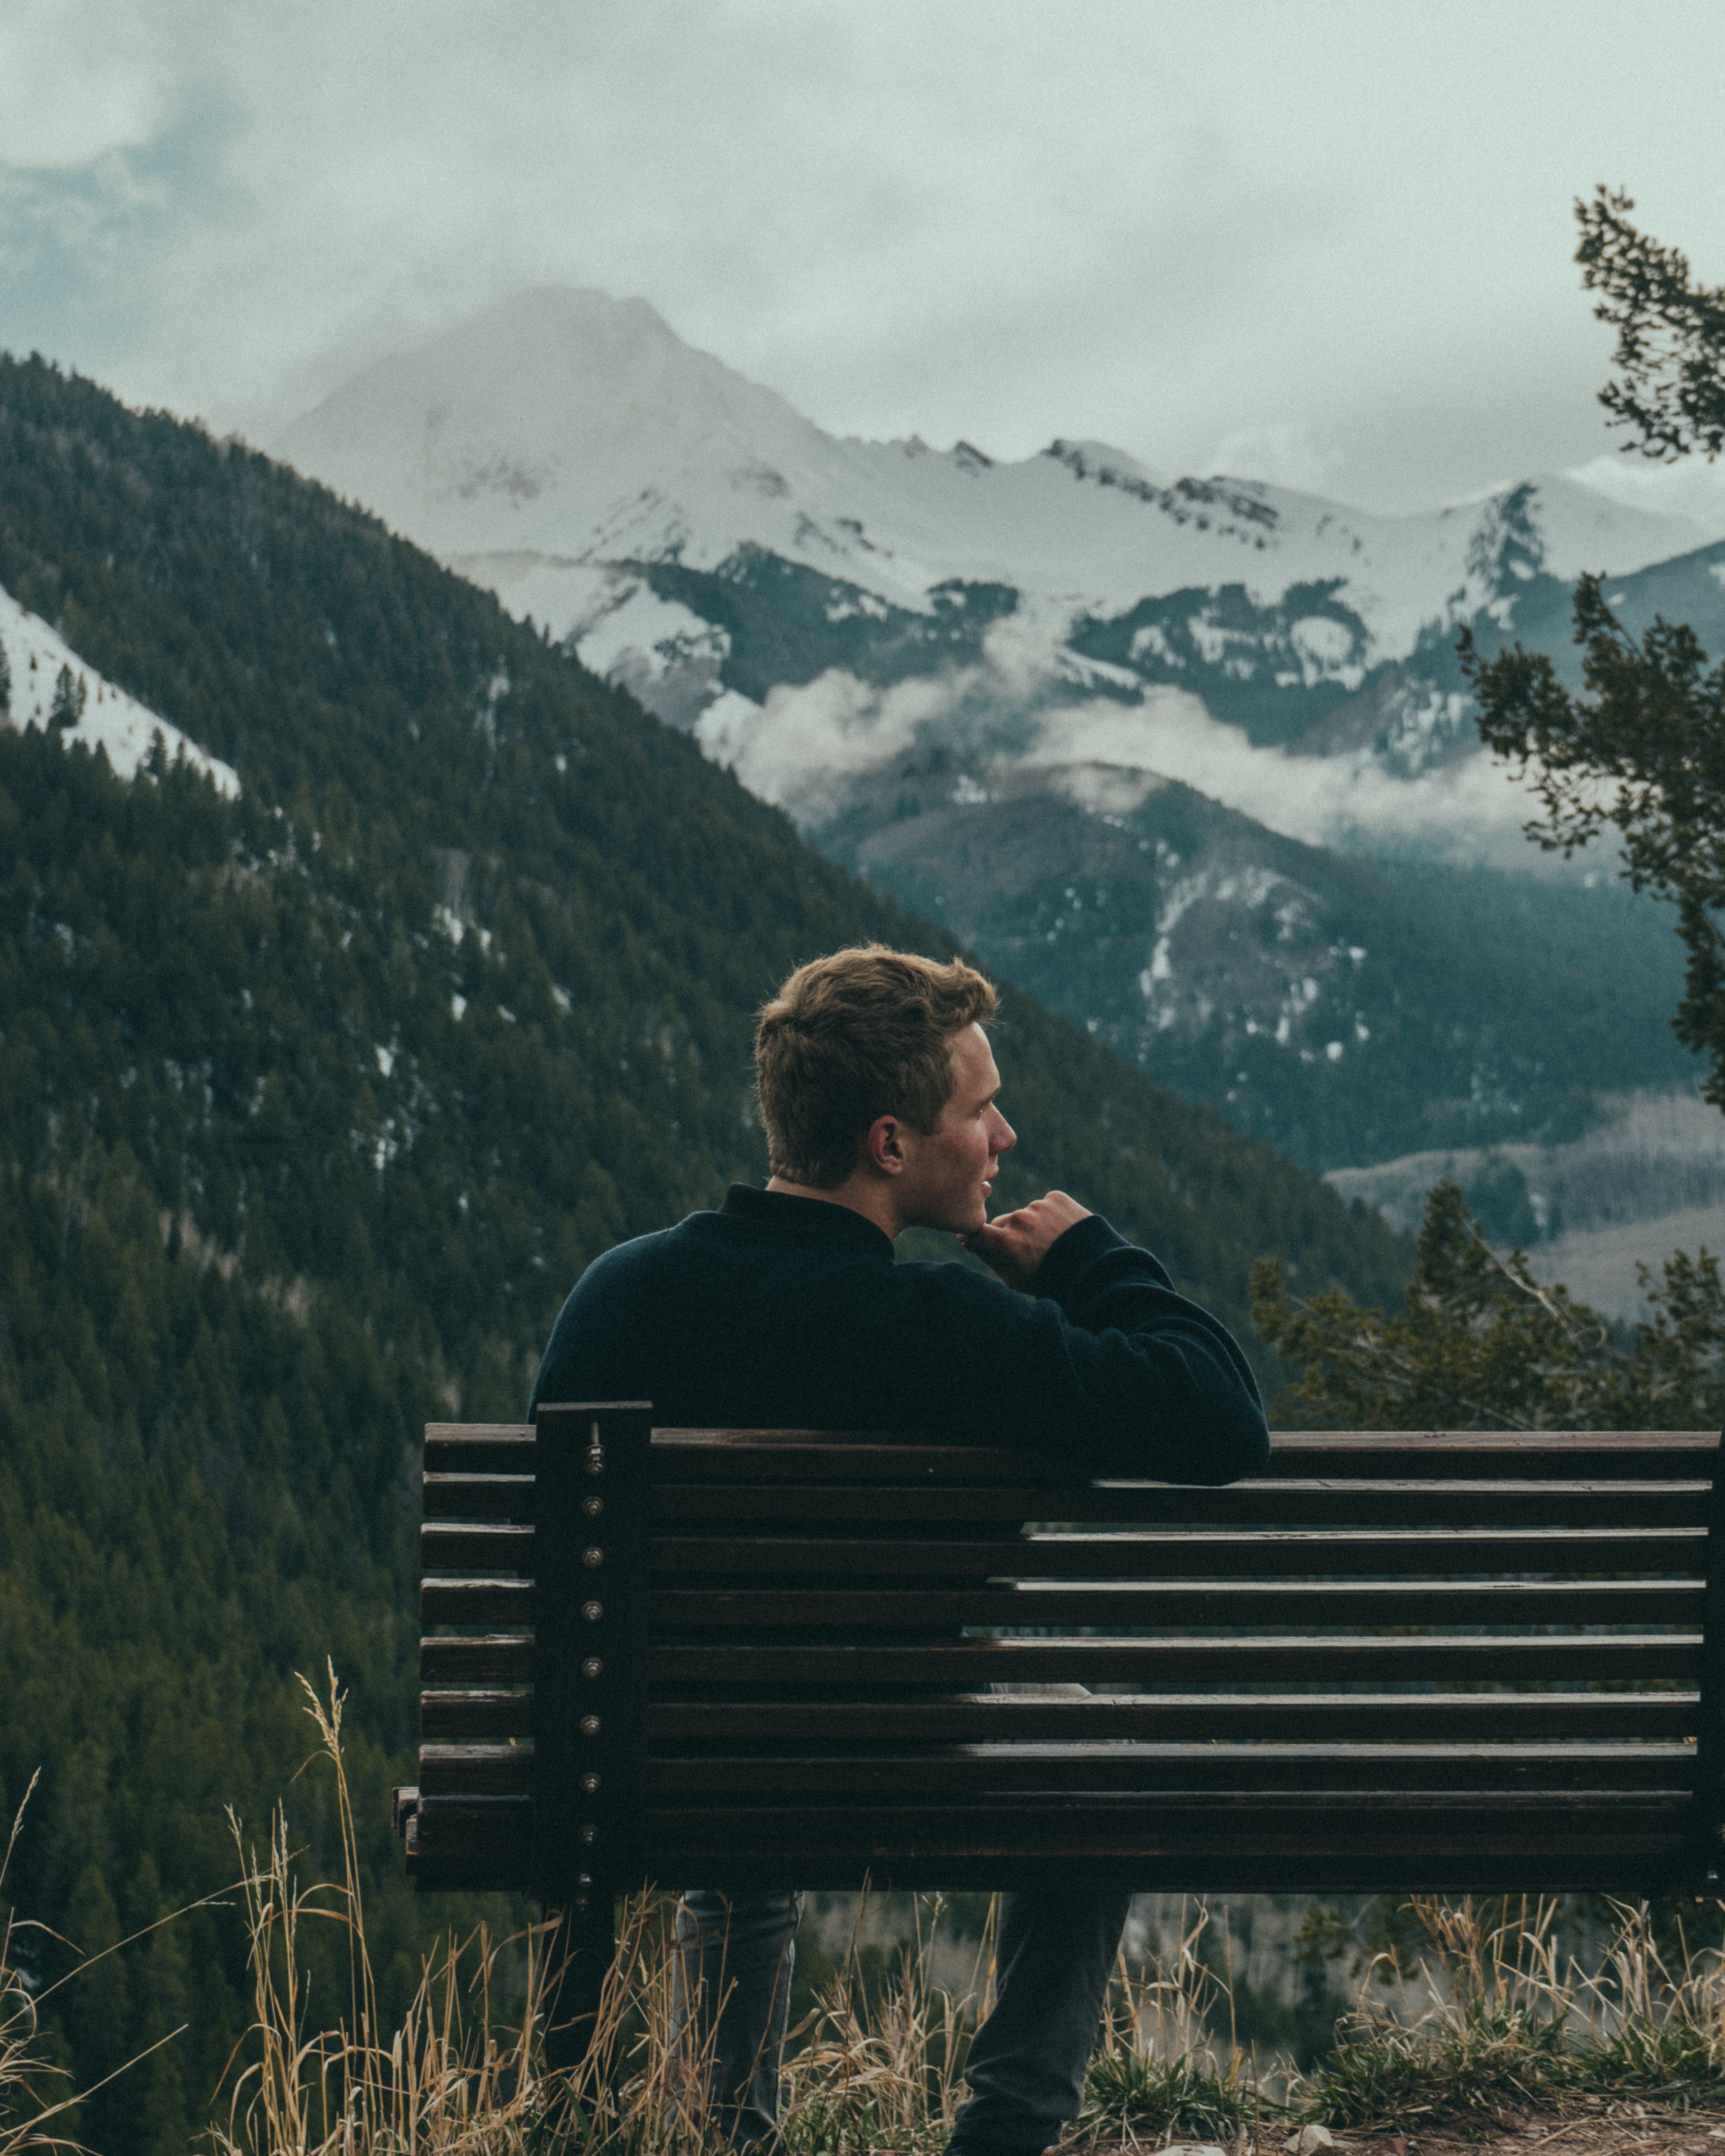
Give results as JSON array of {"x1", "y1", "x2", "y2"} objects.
[{"x1": 897, "y1": 1023, "x2": 1017, "y2": 1235}]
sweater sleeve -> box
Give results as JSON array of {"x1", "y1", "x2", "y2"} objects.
[{"x1": 922, "y1": 1214, "x2": 1270, "y2": 1482}]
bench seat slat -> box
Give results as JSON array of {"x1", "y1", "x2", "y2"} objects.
[
  {"x1": 422, "y1": 1636, "x2": 533, "y2": 1682},
  {"x1": 421, "y1": 1524, "x2": 534, "y2": 1571},
  {"x1": 423, "y1": 1579, "x2": 533, "y2": 1626},
  {"x1": 647, "y1": 1693, "x2": 1703, "y2": 1742},
  {"x1": 424, "y1": 1426, "x2": 533, "y2": 1476},
  {"x1": 423, "y1": 1476, "x2": 536, "y2": 1523},
  {"x1": 420, "y1": 1689, "x2": 533, "y2": 1739},
  {"x1": 407, "y1": 1823, "x2": 1698, "y2": 1893},
  {"x1": 647, "y1": 1527, "x2": 1709, "y2": 1579},
  {"x1": 418, "y1": 1741, "x2": 1700, "y2": 1802},
  {"x1": 645, "y1": 1742, "x2": 1699, "y2": 1795},
  {"x1": 647, "y1": 1431, "x2": 1717, "y2": 1483},
  {"x1": 648, "y1": 1483, "x2": 1712, "y2": 1528},
  {"x1": 650, "y1": 1636, "x2": 1705, "y2": 1685},
  {"x1": 640, "y1": 1792, "x2": 1693, "y2": 1851},
  {"x1": 419, "y1": 1744, "x2": 533, "y2": 1795},
  {"x1": 648, "y1": 1580, "x2": 1705, "y2": 1629}
]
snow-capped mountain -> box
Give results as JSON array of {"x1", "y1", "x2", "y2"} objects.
[
  {"x1": 276, "y1": 286, "x2": 1719, "y2": 860},
  {"x1": 273, "y1": 288, "x2": 1725, "y2": 1170},
  {"x1": 277, "y1": 286, "x2": 1702, "y2": 634}
]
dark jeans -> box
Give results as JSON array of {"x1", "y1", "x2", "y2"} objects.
[{"x1": 671, "y1": 1887, "x2": 1132, "y2": 2151}]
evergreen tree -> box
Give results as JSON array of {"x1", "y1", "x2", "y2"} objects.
[
  {"x1": 46, "y1": 663, "x2": 85, "y2": 730},
  {"x1": 1463, "y1": 192, "x2": 1725, "y2": 1105},
  {"x1": 1254, "y1": 1181, "x2": 1725, "y2": 1431}
]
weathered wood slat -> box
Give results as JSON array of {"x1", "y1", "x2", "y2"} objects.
[
  {"x1": 424, "y1": 1426, "x2": 534, "y2": 1476},
  {"x1": 419, "y1": 1744, "x2": 534, "y2": 1796},
  {"x1": 627, "y1": 1824, "x2": 1696, "y2": 1896},
  {"x1": 643, "y1": 1742, "x2": 1699, "y2": 1796},
  {"x1": 414, "y1": 1792, "x2": 533, "y2": 1828},
  {"x1": 420, "y1": 1689, "x2": 533, "y2": 1740},
  {"x1": 423, "y1": 1475, "x2": 536, "y2": 1523},
  {"x1": 649, "y1": 1636, "x2": 1705, "y2": 1686},
  {"x1": 422, "y1": 1578, "x2": 533, "y2": 1626},
  {"x1": 412, "y1": 1794, "x2": 533, "y2": 1868},
  {"x1": 647, "y1": 1527, "x2": 1709, "y2": 1580},
  {"x1": 646, "y1": 1693, "x2": 1703, "y2": 1743},
  {"x1": 648, "y1": 1579, "x2": 1705, "y2": 1630},
  {"x1": 420, "y1": 1523, "x2": 535, "y2": 1573},
  {"x1": 646, "y1": 1430, "x2": 1717, "y2": 1483},
  {"x1": 421, "y1": 1635, "x2": 533, "y2": 1683},
  {"x1": 648, "y1": 1482, "x2": 1712, "y2": 1529},
  {"x1": 638, "y1": 1792, "x2": 1692, "y2": 1846}
]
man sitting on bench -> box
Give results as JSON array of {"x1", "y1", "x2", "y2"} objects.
[{"x1": 529, "y1": 943, "x2": 1270, "y2": 2156}]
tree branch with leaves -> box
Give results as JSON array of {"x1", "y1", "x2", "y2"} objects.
[
  {"x1": 1460, "y1": 190, "x2": 1725, "y2": 1106},
  {"x1": 1253, "y1": 1182, "x2": 1725, "y2": 1432}
]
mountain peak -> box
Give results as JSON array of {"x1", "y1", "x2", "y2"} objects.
[{"x1": 275, "y1": 285, "x2": 1724, "y2": 639}]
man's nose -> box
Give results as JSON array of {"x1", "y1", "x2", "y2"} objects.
[{"x1": 990, "y1": 1110, "x2": 1016, "y2": 1154}]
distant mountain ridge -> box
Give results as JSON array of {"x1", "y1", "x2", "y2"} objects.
[
  {"x1": 273, "y1": 287, "x2": 1723, "y2": 848},
  {"x1": 276, "y1": 286, "x2": 1706, "y2": 631},
  {"x1": 271, "y1": 290, "x2": 1719, "y2": 1168}
]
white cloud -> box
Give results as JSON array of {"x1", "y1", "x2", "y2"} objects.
[
  {"x1": 1206, "y1": 421, "x2": 1336, "y2": 496},
  {"x1": 1564, "y1": 450, "x2": 1725, "y2": 536},
  {"x1": 696, "y1": 668, "x2": 958, "y2": 829},
  {"x1": 1015, "y1": 690, "x2": 1541, "y2": 862},
  {"x1": 690, "y1": 603, "x2": 1546, "y2": 865},
  {"x1": 0, "y1": 0, "x2": 184, "y2": 169}
]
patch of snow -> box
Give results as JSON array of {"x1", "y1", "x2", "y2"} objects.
[
  {"x1": 571, "y1": 575, "x2": 728, "y2": 681},
  {"x1": 1, "y1": 585, "x2": 239, "y2": 797}
]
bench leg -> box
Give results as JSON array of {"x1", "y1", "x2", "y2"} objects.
[{"x1": 541, "y1": 1892, "x2": 617, "y2": 2079}]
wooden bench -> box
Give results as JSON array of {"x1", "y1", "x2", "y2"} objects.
[{"x1": 392, "y1": 1404, "x2": 1725, "y2": 2062}]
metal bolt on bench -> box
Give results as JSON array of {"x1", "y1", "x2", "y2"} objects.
[{"x1": 396, "y1": 1404, "x2": 1725, "y2": 2069}]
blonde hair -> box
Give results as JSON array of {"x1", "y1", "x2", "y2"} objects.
[{"x1": 755, "y1": 944, "x2": 998, "y2": 1188}]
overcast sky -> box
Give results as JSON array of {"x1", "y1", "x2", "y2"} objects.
[{"x1": 5, "y1": 0, "x2": 1725, "y2": 523}]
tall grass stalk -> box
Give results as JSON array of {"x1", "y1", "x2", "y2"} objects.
[
  {"x1": 1078, "y1": 1899, "x2": 1272, "y2": 2147},
  {"x1": 213, "y1": 1666, "x2": 550, "y2": 2156},
  {"x1": 1301, "y1": 1894, "x2": 1725, "y2": 2130},
  {"x1": 779, "y1": 1891, "x2": 988, "y2": 2155},
  {"x1": 1, "y1": 1771, "x2": 194, "y2": 2156}
]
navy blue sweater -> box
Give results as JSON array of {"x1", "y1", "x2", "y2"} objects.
[{"x1": 530, "y1": 1186, "x2": 1268, "y2": 1482}]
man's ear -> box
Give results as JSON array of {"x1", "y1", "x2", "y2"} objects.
[{"x1": 861, "y1": 1112, "x2": 906, "y2": 1178}]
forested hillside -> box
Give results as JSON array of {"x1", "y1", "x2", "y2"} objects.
[{"x1": 0, "y1": 354, "x2": 1407, "y2": 2151}]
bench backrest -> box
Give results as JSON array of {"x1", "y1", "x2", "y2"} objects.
[{"x1": 405, "y1": 1405, "x2": 1725, "y2": 1899}]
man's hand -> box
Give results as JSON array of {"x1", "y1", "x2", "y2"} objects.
[{"x1": 963, "y1": 1191, "x2": 1091, "y2": 1291}]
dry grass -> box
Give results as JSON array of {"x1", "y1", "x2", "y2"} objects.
[
  {"x1": 9, "y1": 1684, "x2": 1725, "y2": 2153},
  {"x1": 1076, "y1": 1900, "x2": 1279, "y2": 2149},
  {"x1": 778, "y1": 1893, "x2": 988, "y2": 2156},
  {"x1": 1301, "y1": 1895, "x2": 1725, "y2": 2132},
  {"x1": 211, "y1": 1667, "x2": 549, "y2": 2156},
  {"x1": 0, "y1": 1770, "x2": 195, "y2": 2155},
  {"x1": 0, "y1": 1771, "x2": 72, "y2": 2156}
]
